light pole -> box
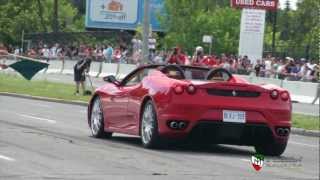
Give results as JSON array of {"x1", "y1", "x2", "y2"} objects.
[
  {"x1": 53, "y1": 0, "x2": 59, "y2": 32},
  {"x1": 142, "y1": 0, "x2": 150, "y2": 64},
  {"x1": 271, "y1": 10, "x2": 277, "y2": 56}
]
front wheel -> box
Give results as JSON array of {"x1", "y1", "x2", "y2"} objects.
[
  {"x1": 140, "y1": 100, "x2": 162, "y2": 148},
  {"x1": 254, "y1": 141, "x2": 287, "y2": 156},
  {"x1": 90, "y1": 96, "x2": 112, "y2": 138}
]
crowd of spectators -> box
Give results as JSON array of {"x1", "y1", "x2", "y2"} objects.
[
  {"x1": 3, "y1": 42, "x2": 319, "y2": 83},
  {"x1": 159, "y1": 46, "x2": 319, "y2": 83}
]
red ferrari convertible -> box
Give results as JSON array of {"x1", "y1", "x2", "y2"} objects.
[{"x1": 88, "y1": 65, "x2": 291, "y2": 156}]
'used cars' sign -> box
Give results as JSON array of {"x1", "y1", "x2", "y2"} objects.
[{"x1": 231, "y1": 0, "x2": 278, "y2": 11}]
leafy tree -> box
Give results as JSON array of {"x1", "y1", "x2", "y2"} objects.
[
  {"x1": 161, "y1": 0, "x2": 240, "y2": 55},
  {"x1": 264, "y1": 0, "x2": 319, "y2": 59},
  {"x1": 0, "y1": 0, "x2": 84, "y2": 45}
]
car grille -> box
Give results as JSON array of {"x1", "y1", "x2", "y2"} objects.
[{"x1": 206, "y1": 89, "x2": 260, "y2": 98}]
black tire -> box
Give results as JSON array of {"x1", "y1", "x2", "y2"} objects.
[
  {"x1": 140, "y1": 100, "x2": 162, "y2": 148},
  {"x1": 254, "y1": 141, "x2": 287, "y2": 156},
  {"x1": 90, "y1": 96, "x2": 112, "y2": 138}
]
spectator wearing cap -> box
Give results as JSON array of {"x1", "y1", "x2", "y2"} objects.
[
  {"x1": 191, "y1": 46, "x2": 205, "y2": 66},
  {"x1": 306, "y1": 60, "x2": 318, "y2": 82}
]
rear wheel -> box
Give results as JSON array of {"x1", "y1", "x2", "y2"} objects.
[
  {"x1": 254, "y1": 141, "x2": 287, "y2": 156},
  {"x1": 90, "y1": 96, "x2": 112, "y2": 138},
  {"x1": 140, "y1": 100, "x2": 162, "y2": 148}
]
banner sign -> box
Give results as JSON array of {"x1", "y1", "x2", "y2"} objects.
[
  {"x1": 86, "y1": 0, "x2": 164, "y2": 31},
  {"x1": 238, "y1": 9, "x2": 266, "y2": 64},
  {"x1": 231, "y1": 0, "x2": 278, "y2": 11},
  {"x1": 202, "y1": 35, "x2": 213, "y2": 43}
]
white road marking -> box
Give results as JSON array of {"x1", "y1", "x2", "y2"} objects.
[
  {"x1": 19, "y1": 114, "x2": 56, "y2": 124},
  {"x1": 241, "y1": 159, "x2": 251, "y2": 162},
  {"x1": 0, "y1": 154, "x2": 15, "y2": 162},
  {"x1": 30, "y1": 103, "x2": 51, "y2": 108},
  {"x1": 80, "y1": 110, "x2": 87, "y2": 114},
  {"x1": 289, "y1": 141, "x2": 318, "y2": 148}
]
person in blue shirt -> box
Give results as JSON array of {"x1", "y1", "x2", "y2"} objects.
[{"x1": 103, "y1": 44, "x2": 113, "y2": 63}]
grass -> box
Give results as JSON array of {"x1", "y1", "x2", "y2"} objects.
[
  {"x1": 292, "y1": 114, "x2": 319, "y2": 131},
  {"x1": 0, "y1": 73, "x2": 319, "y2": 131},
  {"x1": 0, "y1": 73, "x2": 90, "y2": 102}
]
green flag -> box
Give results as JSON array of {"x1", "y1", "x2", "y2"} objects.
[{"x1": 9, "y1": 59, "x2": 49, "y2": 80}]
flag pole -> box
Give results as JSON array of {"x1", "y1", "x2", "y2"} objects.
[{"x1": 8, "y1": 53, "x2": 49, "y2": 65}]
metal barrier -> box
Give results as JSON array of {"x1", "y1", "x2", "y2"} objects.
[
  {"x1": 100, "y1": 63, "x2": 119, "y2": 77},
  {"x1": 2, "y1": 59, "x2": 319, "y2": 104},
  {"x1": 237, "y1": 74, "x2": 319, "y2": 104},
  {"x1": 282, "y1": 80, "x2": 319, "y2": 104},
  {"x1": 45, "y1": 60, "x2": 62, "y2": 74},
  {"x1": 61, "y1": 60, "x2": 76, "y2": 75},
  {"x1": 117, "y1": 63, "x2": 136, "y2": 79}
]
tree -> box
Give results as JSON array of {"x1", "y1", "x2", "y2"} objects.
[
  {"x1": 161, "y1": 0, "x2": 240, "y2": 55},
  {"x1": 0, "y1": 0, "x2": 84, "y2": 45},
  {"x1": 292, "y1": 0, "x2": 319, "y2": 59},
  {"x1": 264, "y1": 0, "x2": 319, "y2": 59}
]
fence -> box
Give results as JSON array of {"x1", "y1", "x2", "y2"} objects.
[{"x1": 1, "y1": 59, "x2": 319, "y2": 105}]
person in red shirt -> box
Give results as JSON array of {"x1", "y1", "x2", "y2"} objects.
[
  {"x1": 0, "y1": 43, "x2": 8, "y2": 69},
  {"x1": 201, "y1": 55, "x2": 218, "y2": 67},
  {"x1": 0, "y1": 43, "x2": 8, "y2": 57},
  {"x1": 113, "y1": 47, "x2": 121, "y2": 63},
  {"x1": 167, "y1": 47, "x2": 188, "y2": 65},
  {"x1": 27, "y1": 48, "x2": 37, "y2": 59}
]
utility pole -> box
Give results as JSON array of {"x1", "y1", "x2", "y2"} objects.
[
  {"x1": 21, "y1": 30, "x2": 24, "y2": 53},
  {"x1": 53, "y1": 0, "x2": 59, "y2": 32},
  {"x1": 271, "y1": 10, "x2": 277, "y2": 56},
  {"x1": 142, "y1": 0, "x2": 150, "y2": 64}
]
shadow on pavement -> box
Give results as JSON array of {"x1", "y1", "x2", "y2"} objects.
[{"x1": 97, "y1": 135, "x2": 255, "y2": 157}]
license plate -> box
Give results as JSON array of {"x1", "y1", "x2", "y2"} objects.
[{"x1": 223, "y1": 110, "x2": 246, "y2": 123}]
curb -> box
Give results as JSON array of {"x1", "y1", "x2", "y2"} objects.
[
  {"x1": 0, "y1": 92, "x2": 319, "y2": 137},
  {"x1": 291, "y1": 128, "x2": 320, "y2": 137},
  {"x1": 0, "y1": 92, "x2": 88, "y2": 107}
]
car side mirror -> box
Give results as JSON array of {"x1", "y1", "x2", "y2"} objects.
[{"x1": 103, "y1": 75, "x2": 120, "y2": 86}]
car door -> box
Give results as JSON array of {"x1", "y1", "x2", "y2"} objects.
[
  {"x1": 126, "y1": 68, "x2": 151, "y2": 133},
  {"x1": 102, "y1": 84, "x2": 129, "y2": 129},
  {"x1": 109, "y1": 68, "x2": 147, "y2": 132}
]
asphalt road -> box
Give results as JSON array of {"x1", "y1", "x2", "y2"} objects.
[{"x1": 0, "y1": 95, "x2": 319, "y2": 180}]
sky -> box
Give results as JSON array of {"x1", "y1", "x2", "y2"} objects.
[{"x1": 279, "y1": 0, "x2": 298, "y2": 10}]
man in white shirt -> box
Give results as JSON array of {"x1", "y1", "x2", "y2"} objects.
[
  {"x1": 50, "y1": 43, "x2": 58, "y2": 59},
  {"x1": 14, "y1": 47, "x2": 20, "y2": 61},
  {"x1": 42, "y1": 45, "x2": 50, "y2": 62}
]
